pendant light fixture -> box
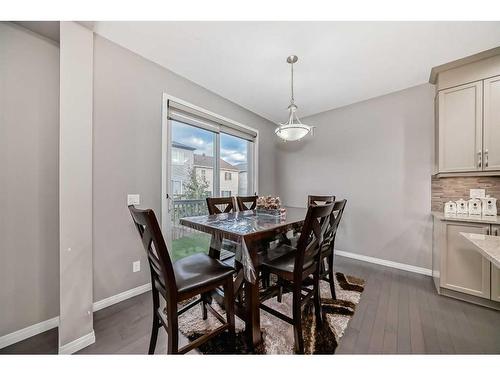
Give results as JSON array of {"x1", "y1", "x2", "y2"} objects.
[{"x1": 275, "y1": 55, "x2": 314, "y2": 142}]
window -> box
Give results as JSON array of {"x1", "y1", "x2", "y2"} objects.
[
  {"x1": 168, "y1": 99, "x2": 256, "y2": 199},
  {"x1": 166, "y1": 99, "x2": 258, "y2": 261},
  {"x1": 220, "y1": 133, "x2": 253, "y2": 196}
]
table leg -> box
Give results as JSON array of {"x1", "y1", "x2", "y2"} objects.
[
  {"x1": 208, "y1": 233, "x2": 221, "y2": 260},
  {"x1": 244, "y1": 245, "x2": 262, "y2": 351}
]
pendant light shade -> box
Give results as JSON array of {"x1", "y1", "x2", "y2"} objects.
[{"x1": 275, "y1": 55, "x2": 313, "y2": 142}]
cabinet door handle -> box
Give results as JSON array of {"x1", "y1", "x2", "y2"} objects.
[
  {"x1": 485, "y1": 149, "x2": 489, "y2": 167},
  {"x1": 478, "y1": 150, "x2": 482, "y2": 168}
]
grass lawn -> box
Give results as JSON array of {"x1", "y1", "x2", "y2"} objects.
[{"x1": 171, "y1": 233, "x2": 211, "y2": 261}]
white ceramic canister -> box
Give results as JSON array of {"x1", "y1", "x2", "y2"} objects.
[
  {"x1": 468, "y1": 198, "x2": 482, "y2": 216},
  {"x1": 444, "y1": 201, "x2": 457, "y2": 215},
  {"x1": 481, "y1": 197, "x2": 497, "y2": 217},
  {"x1": 456, "y1": 199, "x2": 468, "y2": 215}
]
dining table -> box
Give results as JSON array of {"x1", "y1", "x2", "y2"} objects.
[{"x1": 179, "y1": 206, "x2": 307, "y2": 349}]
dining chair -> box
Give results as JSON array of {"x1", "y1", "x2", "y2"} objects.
[
  {"x1": 206, "y1": 197, "x2": 237, "y2": 263},
  {"x1": 259, "y1": 202, "x2": 334, "y2": 353},
  {"x1": 308, "y1": 195, "x2": 336, "y2": 206},
  {"x1": 236, "y1": 195, "x2": 258, "y2": 211},
  {"x1": 287, "y1": 194, "x2": 336, "y2": 248},
  {"x1": 319, "y1": 199, "x2": 347, "y2": 299},
  {"x1": 206, "y1": 197, "x2": 236, "y2": 214},
  {"x1": 128, "y1": 205, "x2": 235, "y2": 354}
]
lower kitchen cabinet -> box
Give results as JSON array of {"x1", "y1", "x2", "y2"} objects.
[{"x1": 441, "y1": 222, "x2": 491, "y2": 298}]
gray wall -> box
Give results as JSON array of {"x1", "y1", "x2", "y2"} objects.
[
  {"x1": 276, "y1": 84, "x2": 435, "y2": 269},
  {"x1": 92, "y1": 35, "x2": 278, "y2": 301},
  {"x1": 58, "y1": 21, "x2": 94, "y2": 349},
  {"x1": 0, "y1": 22, "x2": 60, "y2": 336}
]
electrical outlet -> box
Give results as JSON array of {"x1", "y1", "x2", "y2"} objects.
[
  {"x1": 127, "y1": 194, "x2": 140, "y2": 206},
  {"x1": 133, "y1": 261, "x2": 140, "y2": 273}
]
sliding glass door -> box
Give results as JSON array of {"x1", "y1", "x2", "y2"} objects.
[{"x1": 163, "y1": 97, "x2": 256, "y2": 260}]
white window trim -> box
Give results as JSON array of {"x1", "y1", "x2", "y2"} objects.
[{"x1": 161, "y1": 93, "x2": 259, "y2": 237}]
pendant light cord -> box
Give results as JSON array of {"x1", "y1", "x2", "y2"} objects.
[{"x1": 290, "y1": 62, "x2": 295, "y2": 105}]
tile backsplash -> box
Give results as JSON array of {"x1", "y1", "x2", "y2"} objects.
[{"x1": 431, "y1": 176, "x2": 500, "y2": 212}]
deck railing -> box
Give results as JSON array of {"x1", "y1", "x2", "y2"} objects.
[
  {"x1": 172, "y1": 198, "x2": 208, "y2": 223},
  {"x1": 171, "y1": 198, "x2": 208, "y2": 240}
]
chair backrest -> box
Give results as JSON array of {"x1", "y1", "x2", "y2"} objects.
[
  {"x1": 294, "y1": 203, "x2": 335, "y2": 279},
  {"x1": 236, "y1": 195, "x2": 258, "y2": 211},
  {"x1": 206, "y1": 197, "x2": 235, "y2": 214},
  {"x1": 128, "y1": 205, "x2": 177, "y2": 299},
  {"x1": 308, "y1": 195, "x2": 336, "y2": 206},
  {"x1": 321, "y1": 199, "x2": 347, "y2": 254}
]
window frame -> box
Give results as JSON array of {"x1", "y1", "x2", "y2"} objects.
[{"x1": 161, "y1": 93, "x2": 259, "y2": 245}]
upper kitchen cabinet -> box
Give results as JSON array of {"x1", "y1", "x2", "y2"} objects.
[
  {"x1": 484, "y1": 76, "x2": 500, "y2": 171},
  {"x1": 430, "y1": 47, "x2": 500, "y2": 176},
  {"x1": 438, "y1": 81, "x2": 482, "y2": 173}
]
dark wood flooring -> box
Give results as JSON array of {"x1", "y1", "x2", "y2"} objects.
[{"x1": 2, "y1": 256, "x2": 499, "y2": 354}]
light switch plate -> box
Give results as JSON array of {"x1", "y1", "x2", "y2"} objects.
[
  {"x1": 127, "y1": 194, "x2": 140, "y2": 206},
  {"x1": 133, "y1": 261, "x2": 140, "y2": 273},
  {"x1": 470, "y1": 189, "x2": 485, "y2": 199}
]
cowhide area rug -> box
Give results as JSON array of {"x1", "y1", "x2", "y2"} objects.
[{"x1": 177, "y1": 272, "x2": 365, "y2": 354}]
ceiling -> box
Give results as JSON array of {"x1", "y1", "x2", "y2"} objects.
[{"x1": 93, "y1": 21, "x2": 500, "y2": 123}]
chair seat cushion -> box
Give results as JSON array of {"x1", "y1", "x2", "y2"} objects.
[
  {"x1": 261, "y1": 243, "x2": 315, "y2": 278},
  {"x1": 174, "y1": 253, "x2": 234, "y2": 295}
]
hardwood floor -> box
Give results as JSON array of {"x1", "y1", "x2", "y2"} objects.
[{"x1": 2, "y1": 256, "x2": 499, "y2": 354}]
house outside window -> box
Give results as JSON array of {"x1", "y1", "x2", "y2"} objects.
[
  {"x1": 221, "y1": 190, "x2": 231, "y2": 197},
  {"x1": 225, "y1": 172, "x2": 232, "y2": 181}
]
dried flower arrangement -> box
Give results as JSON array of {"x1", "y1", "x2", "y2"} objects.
[
  {"x1": 256, "y1": 196, "x2": 286, "y2": 216},
  {"x1": 256, "y1": 196, "x2": 281, "y2": 209}
]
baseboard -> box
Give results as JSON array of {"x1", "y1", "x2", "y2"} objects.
[
  {"x1": 93, "y1": 283, "x2": 151, "y2": 312},
  {"x1": 334, "y1": 249, "x2": 433, "y2": 276},
  {"x1": 0, "y1": 283, "x2": 152, "y2": 350},
  {"x1": 58, "y1": 331, "x2": 95, "y2": 354},
  {"x1": 0, "y1": 316, "x2": 59, "y2": 349}
]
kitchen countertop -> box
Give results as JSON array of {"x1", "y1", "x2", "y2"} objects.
[
  {"x1": 460, "y1": 232, "x2": 500, "y2": 268},
  {"x1": 431, "y1": 211, "x2": 498, "y2": 224}
]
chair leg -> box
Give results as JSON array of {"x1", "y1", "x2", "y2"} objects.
[
  {"x1": 148, "y1": 288, "x2": 160, "y2": 354},
  {"x1": 149, "y1": 317, "x2": 160, "y2": 354},
  {"x1": 328, "y1": 253, "x2": 336, "y2": 300},
  {"x1": 292, "y1": 287, "x2": 304, "y2": 354},
  {"x1": 166, "y1": 302, "x2": 179, "y2": 354},
  {"x1": 224, "y1": 278, "x2": 236, "y2": 351},
  {"x1": 313, "y1": 272, "x2": 323, "y2": 326},
  {"x1": 261, "y1": 270, "x2": 270, "y2": 288},
  {"x1": 201, "y1": 293, "x2": 208, "y2": 320},
  {"x1": 277, "y1": 277, "x2": 283, "y2": 303}
]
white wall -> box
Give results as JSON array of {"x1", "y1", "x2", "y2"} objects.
[
  {"x1": 276, "y1": 84, "x2": 435, "y2": 269},
  {"x1": 0, "y1": 22, "x2": 60, "y2": 338}
]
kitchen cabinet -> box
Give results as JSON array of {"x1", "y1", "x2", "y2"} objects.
[
  {"x1": 431, "y1": 50, "x2": 500, "y2": 175},
  {"x1": 483, "y1": 76, "x2": 500, "y2": 171},
  {"x1": 491, "y1": 224, "x2": 500, "y2": 302},
  {"x1": 441, "y1": 221, "x2": 491, "y2": 298},
  {"x1": 438, "y1": 81, "x2": 483, "y2": 173}
]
